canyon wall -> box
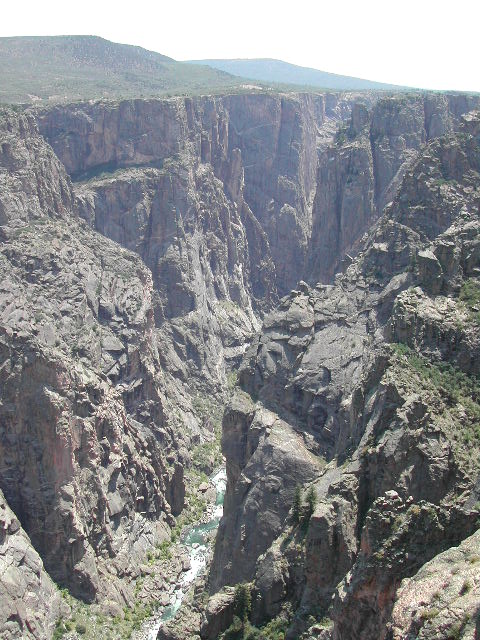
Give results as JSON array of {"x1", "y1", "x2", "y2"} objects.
[
  {"x1": 208, "y1": 111, "x2": 480, "y2": 639},
  {"x1": 0, "y1": 110, "x2": 181, "y2": 628},
  {"x1": 34, "y1": 92, "x2": 480, "y2": 398},
  {"x1": 1, "y1": 91, "x2": 480, "y2": 638}
]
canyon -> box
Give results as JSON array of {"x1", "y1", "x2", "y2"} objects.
[{"x1": 0, "y1": 88, "x2": 479, "y2": 640}]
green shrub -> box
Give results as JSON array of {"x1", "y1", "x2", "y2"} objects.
[
  {"x1": 227, "y1": 371, "x2": 238, "y2": 391},
  {"x1": 223, "y1": 615, "x2": 244, "y2": 639},
  {"x1": 52, "y1": 621, "x2": 66, "y2": 640},
  {"x1": 258, "y1": 615, "x2": 289, "y2": 638},
  {"x1": 391, "y1": 342, "x2": 480, "y2": 446},
  {"x1": 156, "y1": 538, "x2": 172, "y2": 561},
  {"x1": 460, "y1": 579, "x2": 472, "y2": 594},
  {"x1": 420, "y1": 607, "x2": 439, "y2": 620},
  {"x1": 458, "y1": 279, "x2": 480, "y2": 323}
]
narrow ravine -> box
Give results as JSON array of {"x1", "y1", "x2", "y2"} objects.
[{"x1": 138, "y1": 467, "x2": 227, "y2": 640}]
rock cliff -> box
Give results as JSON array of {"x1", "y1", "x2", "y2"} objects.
[
  {"x1": 0, "y1": 488, "x2": 63, "y2": 639},
  {"x1": 0, "y1": 109, "x2": 181, "y2": 618},
  {"x1": 0, "y1": 91, "x2": 480, "y2": 639},
  {"x1": 34, "y1": 92, "x2": 480, "y2": 395},
  {"x1": 208, "y1": 110, "x2": 480, "y2": 638}
]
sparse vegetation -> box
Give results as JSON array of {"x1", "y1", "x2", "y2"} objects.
[
  {"x1": 222, "y1": 606, "x2": 291, "y2": 640},
  {"x1": 0, "y1": 35, "x2": 249, "y2": 104},
  {"x1": 391, "y1": 342, "x2": 480, "y2": 447},
  {"x1": 459, "y1": 279, "x2": 480, "y2": 323},
  {"x1": 171, "y1": 479, "x2": 208, "y2": 539},
  {"x1": 227, "y1": 371, "x2": 239, "y2": 391},
  {"x1": 420, "y1": 607, "x2": 439, "y2": 621},
  {"x1": 234, "y1": 583, "x2": 252, "y2": 624},
  {"x1": 446, "y1": 614, "x2": 471, "y2": 640},
  {"x1": 191, "y1": 439, "x2": 223, "y2": 473},
  {"x1": 460, "y1": 579, "x2": 472, "y2": 594},
  {"x1": 317, "y1": 616, "x2": 334, "y2": 629},
  {"x1": 53, "y1": 587, "x2": 157, "y2": 639},
  {"x1": 155, "y1": 538, "x2": 173, "y2": 561}
]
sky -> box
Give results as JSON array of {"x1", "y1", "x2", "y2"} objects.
[{"x1": 2, "y1": 0, "x2": 479, "y2": 91}]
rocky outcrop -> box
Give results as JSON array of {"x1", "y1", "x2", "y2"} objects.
[
  {"x1": 30, "y1": 94, "x2": 480, "y2": 413},
  {"x1": 388, "y1": 528, "x2": 480, "y2": 640},
  {"x1": 210, "y1": 393, "x2": 322, "y2": 590},
  {"x1": 0, "y1": 489, "x2": 63, "y2": 639},
  {"x1": 332, "y1": 498, "x2": 479, "y2": 640},
  {"x1": 307, "y1": 94, "x2": 480, "y2": 283},
  {"x1": 35, "y1": 93, "x2": 342, "y2": 299},
  {"x1": 307, "y1": 102, "x2": 376, "y2": 283},
  {"x1": 157, "y1": 611, "x2": 202, "y2": 640},
  {"x1": 75, "y1": 161, "x2": 263, "y2": 396},
  {"x1": 210, "y1": 112, "x2": 480, "y2": 638},
  {"x1": 200, "y1": 587, "x2": 235, "y2": 639},
  {"x1": 36, "y1": 93, "x2": 480, "y2": 296}
]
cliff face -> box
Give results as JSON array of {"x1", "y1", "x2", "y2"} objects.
[
  {"x1": 1, "y1": 91, "x2": 480, "y2": 640},
  {"x1": 35, "y1": 93, "x2": 348, "y2": 299},
  {"x1": 34, "y1": 93, "x2": 479, "y2": 395},
  {"x1": 209, "y1": 112, "x2": 480, "y2": 638},
  {"x1": 388, "y1": 528, "x2": 480, "y2": 640},
  {"x1": 0, "y1": 488, "x2": 63, "y2": 640},
  {"x1": 37, "y1": 94, "x2": 480, "y2": 298},
  {"x1": 0, "y1": 110, "x2": 185, "y2": 626},
  {"x1": 307, "y1": 94, "x2": 480, "y2": 283}
]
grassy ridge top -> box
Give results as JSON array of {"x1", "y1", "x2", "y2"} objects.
[{"x1": 0, "y1": 35, "x2": 246, "y2": 104}]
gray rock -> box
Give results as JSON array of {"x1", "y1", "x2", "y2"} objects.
[
  {"x1": 200, "y1": 587, "x2": 235, "y2": 639},
  {"x1": 0, "y1": 489, "x2": 63, "y2": 639},
  {"x1": 389, "y1": 528, "x2": 480, "y2": 640}
]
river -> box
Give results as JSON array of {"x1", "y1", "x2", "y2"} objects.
[{"x1": 139, "y1": 467, "x2": 227, "y2": 640}]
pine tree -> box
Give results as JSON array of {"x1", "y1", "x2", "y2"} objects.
[
  {"x1": 292, "y1": 485, "x2": 302, "y2": 524},
  {"x1": 305, "y1": 486, "x2": 317, "y2": 521},
  {"x1": 234, "y1": 582, "x2": 252, "y2": 625}
]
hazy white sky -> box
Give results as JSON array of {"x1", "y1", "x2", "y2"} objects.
[{"x1": 2, "y1": 0, "x2": 479, "y2": 91}]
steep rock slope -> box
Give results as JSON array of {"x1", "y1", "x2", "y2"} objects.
[
  {"x1": 35, "y1": 93, "x2": 345, "y2": 296},
  {"x1": 0, "y1": 109, "x2": 185, "y2": 619},
  {"x1": 308, "y1": 93, "x2": 480, "y2": 282},
  {"x1": 208, "y1": 112, "x2": 480, "y2": 639},
  {"x1": 0, "y1": 488, "x2": 63, "y2": 639},
  {"x1": 36, "y1": 94, "x2": 480, "y2": 293},
  {"x1": 34, "y1": 93, "x2": 354, "y2": 398},
  {"x1": 389, "y1": 528, "x2": 480, "y2": 640},
  {"x1": 1, "y1": 92, "x2": 480, "y2": 639},
  {"x1": 33, "y1": 92, "x2": 480, "y2": 397}
]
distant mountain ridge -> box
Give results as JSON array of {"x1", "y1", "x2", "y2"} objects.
[
  {"x1": 0, "y1": 35, "x2": 411, "y2": 105},
  {"x1": 0, "y1": 35, "x2": 243, "y2": 103},
  {"x1": 188, "y1": 57, "x2": 409, "y2": 91}
]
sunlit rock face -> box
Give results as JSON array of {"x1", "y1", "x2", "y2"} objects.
[
  {"x1": 208, "y1": 111, "x2": 480, "y2": 639},
  {"x1": 0, "y1": 92, "x2": 479, "y2": 639},
  {"x1": 0, "y1": 110, "x2": 174, "y2": 609}
]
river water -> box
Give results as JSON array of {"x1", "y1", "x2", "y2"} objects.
[{"x1": 141, "y1": 467, "x2": 227, "y2": 640}]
